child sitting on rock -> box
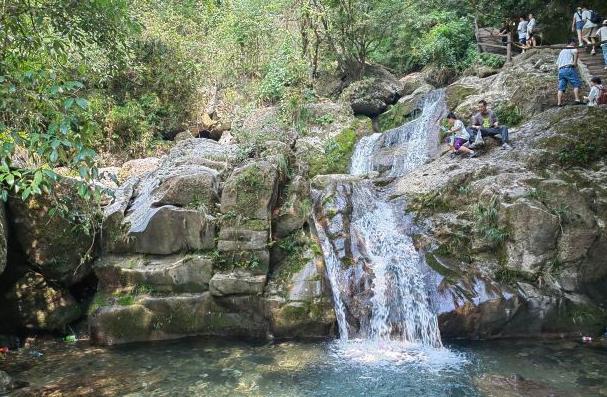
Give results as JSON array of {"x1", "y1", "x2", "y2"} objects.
[{"x1": 446, "y1": 112, "x2": 478, "y2": 159}]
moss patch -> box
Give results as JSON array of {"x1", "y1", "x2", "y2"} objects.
[
  {"x1": 445, "y1": 84, "x2": 476, "y2": 110},
  {"x1": 538, "y1": 107, "x2": 607, "y2": 168},
  {"x1": 377, "y1": 100, "x2": 419, "y2": 132},
  {"x1": 307, "y1": 118, "x2": 371, "y2": 177}
]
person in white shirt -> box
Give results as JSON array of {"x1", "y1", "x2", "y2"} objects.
[
  {"x1": 572, "y1": 7, "x2": 585, "y2": 47},
  {"x1": 526, "y1": 14, "x2": 537, "y2": 48},
  {"x1": 517, "y1": 16, "x2": 528, "y2": 46},
  {"x1": 556, "y1": 39, "x2": 582, "y2": 106},
  {"x1": 593, "y1": 20, "x2": 607, "y2": 68},
  {"x1": 585, "y1": 77, "x2": 604, "y2": 106},
  {"x1": 582, "y1": 7, "x2": 598, "y2": 53}
]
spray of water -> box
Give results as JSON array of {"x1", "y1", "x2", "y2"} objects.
[{"x1": 315, "y1": 90, "x2": 447, "y2": 350}]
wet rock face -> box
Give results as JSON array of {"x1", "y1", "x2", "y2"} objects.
[{"x1": 396, "y1": 102, "x2": 607, "y2": 339}]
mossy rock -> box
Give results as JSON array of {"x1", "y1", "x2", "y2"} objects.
[
  {"x1": 377, "y1": 101, "x2": 417, "y2": 132},
  {"x1": 536, "y1": 107, "x2": 607, "y2": 168},
  {"x1": 445, "y1": 84, "x2": 477, "y2": 111},
  {"x1": 307, "y1": 117, "x2": 371, "y2": 177}
]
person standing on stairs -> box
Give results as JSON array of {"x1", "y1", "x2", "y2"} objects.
[
  {"x1": 594, "y1": 20, "x2": 607, "y2": 69},
  {"x1": 517, "y1": 16, "x2": 528, "y2": 47},
  {"x1": 573, "y1": 7, "x2": 585, "y2": 47},
  {"x1": 582, "y1": 6, "x2": 599, "y2": 54},
  {"x1": 557, "y1": 39, "x2": 583, "y2": 106},
  {"x1": 527, "y1": 13, "x2": 537, "y2": 48}
]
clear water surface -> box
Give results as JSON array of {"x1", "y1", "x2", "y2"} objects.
[{"x1": 3, "y1": 337, "x2": 607, "y2": 397}]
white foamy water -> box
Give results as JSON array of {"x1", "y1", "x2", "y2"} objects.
[
  {"x1": 314, "y1": 90, "x2": 447, "y2": 351},
  {"x1": 329, "y1": 339, "x2": 466, "y2": 371}
]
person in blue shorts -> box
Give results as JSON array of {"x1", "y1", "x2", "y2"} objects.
[
  {"x1": 572, "y1": 7, "x2": 585, "y2": 47},
  {"x1": 557, "y1": 39, "x2": 583, "y2": 106}
]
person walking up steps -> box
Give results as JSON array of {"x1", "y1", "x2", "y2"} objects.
[
  {"x1": 594, "y1": 20, "x2": 607, "y2": 69},
  {"x1": 517, "y1": 16, "x2": 529, "y2": 47},
  {"x1": 582, "y1": 6, "x2": 599, "y2": 54},
  {"x1": 557, "y1": 39, "x2": 583, "y2": 107},
  {"x1": 527, "y1": 13, "x2": 537, "y2": 48},
  {"x1": 573, "y1": 7, "x2": 585, "y2": 47}
]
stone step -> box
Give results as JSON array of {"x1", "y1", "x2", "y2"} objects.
[
  {"x1": 89, "y1": 292, "x2": 270, "y2": 345},
  {"x1": 94, "y1": 254, "x2": 214, "y2": 293}
]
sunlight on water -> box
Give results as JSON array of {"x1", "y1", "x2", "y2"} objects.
[{"x1": 329, "y1": 339, "x2": 467, "y2": 371}]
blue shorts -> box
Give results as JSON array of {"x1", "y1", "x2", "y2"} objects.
[
  {"x1": 576, "y1": 20, "x2": 585, "y2": 31},
  {"x1": 558, "y1": 66, "x2": 582, "y2": 92}
]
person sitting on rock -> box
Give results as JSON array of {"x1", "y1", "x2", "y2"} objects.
[
  {"x1": 556, "y1": 39, "x2": 583, "y2": 106},
  {"x1": 469, "y1": 100, "x2": 512, "y2": 150},
  {"x1": 585, "y1": 77, "x2": 604, "y2": 106},
  {"x1": 446, "y1": 112, "x2": 477, "y2": 159}
]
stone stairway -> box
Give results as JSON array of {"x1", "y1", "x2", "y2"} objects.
[{"x1": 579, "y1": 46, "x2": 607, "y2": 82}]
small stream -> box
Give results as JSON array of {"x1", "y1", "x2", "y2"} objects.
[{"x1": 3, "y1": 337, "x2": 607, "y2": 396}]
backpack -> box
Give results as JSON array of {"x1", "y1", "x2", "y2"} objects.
[
  {"x1": 590, "y1": 10, "x2": 602, "y2": 24},
  {"x1": 598, "y1": 87, "x2": 607, "y2": 105}
]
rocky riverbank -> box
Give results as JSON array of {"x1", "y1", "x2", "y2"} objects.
[{"x1": 0, "y1": 49, "x2": 605, "y2": 347}]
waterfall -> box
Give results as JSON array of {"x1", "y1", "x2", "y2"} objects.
[{"x1": 314, "y1": 90, "x2": 446, "y2": 348}]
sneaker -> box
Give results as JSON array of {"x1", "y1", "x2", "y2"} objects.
[
  {"x1": 467, "y1": 152, "x2": 478, "y2": 159},
  {"x1": 449, "y1": 153, "x2": 458, "y2": 159},
  {"x1": 591, "y1": 49, "x2": 597, "y2": 55},
  {"x1": 501, "y1": 143, "x2": 513, "y2": 150}
]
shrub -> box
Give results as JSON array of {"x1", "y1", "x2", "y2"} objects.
[
  {"x1": 478, "y1": 53, "x2": 506, "y2": 69},
  {"x1": 494, "y1": 103, "x2": 524, "y2": 127}
]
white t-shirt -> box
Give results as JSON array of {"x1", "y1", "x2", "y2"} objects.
[
  {"x1": 517, "y1": 21, "x2": 529, "y2": 38},
  {"x1": 574, "y1": 11, "x2": 584, "y2": 23},
  {"x1": 588, "y1": 85, "x2": 603, "y2": 107},
  {"x1": 451, "y1": 120, "x2": 468, "y2": 140},
  {"x1": 595, "y1": 26, "x2": 607, "y2": 42},
  {"x1": 527, "y1": 18, "x2": 537, "y2": 33},
  {"x1": 583, "y1": 10, "x2": 597, "y2": 28},
  {"x1": 557, "y1": 48, "x2": 577, "y2": 68}
]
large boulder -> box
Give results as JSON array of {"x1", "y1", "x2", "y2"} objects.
[
  {"x1": 340, "y1": 65, "x2": 403, "y2": 117},
  {"x1": 118, "y1": 157, "x2": 161, "y2": 183},
  {"x1": 8, "y1": 178, "x2": 96, "y2": 286},
  {"x1": 500, "y1": 198, "x2": 560, "y2": 273},
  {"x1": 446, "y1": 50, "x2": 582, "y2": 122},
  {"x1": 0, "y1": 271, "x2": 81, "y2": 333},
  {"x1": 220, "y1": 161, "x2": 280, "y2": 221},
  {"x1": 102, "y1": 139, "x2": 237, "y2": 256},
  {"x1": 89, "y1": 293, "x2": 269, "y2": 345},
  {"x1": 377, "y1": 84, "x2": 433, "y2": 132}
]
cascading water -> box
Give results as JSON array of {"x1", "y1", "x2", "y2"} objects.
[{"x1": 314, "y1": 90, "x2": 447, "y2": 349}]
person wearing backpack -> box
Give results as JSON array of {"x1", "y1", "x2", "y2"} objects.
[
  {"x1": 582, "y1": 6, "x2": 600, "y2": 54},
  {"x1": 572, "y1": 7, "x2": 585, "y2": 47},
  {"x1": 557, "y1": 39, "x2": 583, "y2": 107},
  {"x1": 594, "y1": 20, "x2": 607, "y2": 69},
  {"x1": 585, "y1": 77, "x2": 606, "y2": 106}
]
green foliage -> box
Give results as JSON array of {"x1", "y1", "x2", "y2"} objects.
[
  {"x1": 478, "y1": 53, "x2": 506, "y2": 69},
  {"x1": 413, "y1": 14, "x2": 477, "y2": 71},
  {"x1": 409, "y1": 191, "x2": 453, "y2": 216},
  {"x1": 308, "y1": 126, "x2": 358, "y2": 177},
  {"x1": 260, "y1": 41, "x2": 307, "y2": 103},
  {"x1": 494, "y1": 103, "x2": 524, "y2": 127},
  {"x1": 473, "y1": 197, "x2": 509, "y2": 246}
]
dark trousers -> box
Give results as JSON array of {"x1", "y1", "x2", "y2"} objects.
[{"x1": 477, "y1": 127, "x2": 509, "y2": 144}]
